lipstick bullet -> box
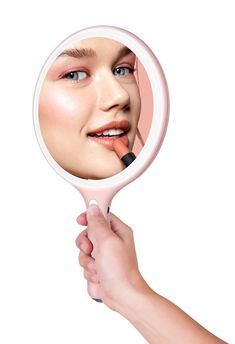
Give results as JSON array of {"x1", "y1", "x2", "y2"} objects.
[{"x1": 112, "y1": 138, "x2": 136, "y2": 167}]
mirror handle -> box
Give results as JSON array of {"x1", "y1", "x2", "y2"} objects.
[
  {"x1": 87, "y1": 200, "x2": 111, "y2": 303},
  {"x1": 76, "y1": 186, "x2": 116, "y2": 302}
]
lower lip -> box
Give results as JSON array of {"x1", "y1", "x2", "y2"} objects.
[{"x1": 88, "y1": 135, "x2": 129, "y2": 150}]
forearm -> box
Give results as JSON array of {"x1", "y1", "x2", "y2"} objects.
[
  {"x1": 76, "y1": 209, "x2": 227, "y2": 343},
  {"x1": 116, "y1": 284, "x2": 227, "y2": 344}
]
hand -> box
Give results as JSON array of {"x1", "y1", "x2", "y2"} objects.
[
  {"x1": 75, "y1": 205, "x2": 227, "y2": 343},
  {"x1": 75, "y1": 204, "x2": 149, "y2": 310}
]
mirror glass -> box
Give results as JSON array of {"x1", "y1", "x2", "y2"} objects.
[{"x1": 38, "y1": 37, "x2": 153, "y2": 180}]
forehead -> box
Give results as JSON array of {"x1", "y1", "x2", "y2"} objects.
[
  {"x1": 57, "y1": 37, "x2": 134, "y2": 60},
  {"x1": 71, "y1": 37, "x2": 124, "y2": 50},
  {"x1": 77, "y1": 37, "x2": 124, "y2": 49}
]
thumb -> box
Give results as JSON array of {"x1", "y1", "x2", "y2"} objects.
[{"x1": 86, "y1": 204, "x2": 113, "y2": 245}]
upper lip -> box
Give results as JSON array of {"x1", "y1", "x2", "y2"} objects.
[{"x1": 88, "y1": 120, "x2": 130, "y2": 135}]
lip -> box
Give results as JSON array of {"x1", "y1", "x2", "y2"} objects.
[
  {"x1": 88, "y1": 134, "x2": 129, "y2": 150},
  {"x1": 88, "y1": 120, "x2": 130, "y2": 134},
  {"x1": 88, "y1": 120, "x2": 130, "y2": 151}
]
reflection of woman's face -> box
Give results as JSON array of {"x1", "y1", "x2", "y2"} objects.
[{"x1": 39, "y1": 38, "x2": 141, "y2": 179}]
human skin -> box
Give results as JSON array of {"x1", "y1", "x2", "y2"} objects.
[
  {"x1": 76, "y1": 204, "x2": 227, "y2": 344},
  {"x1": 39, "y1": 38, "x2": 141, "y2": 179}
]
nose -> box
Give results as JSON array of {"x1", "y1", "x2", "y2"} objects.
[{"x1": 96, "y1": 70, "x2": 130, "y2": 112}]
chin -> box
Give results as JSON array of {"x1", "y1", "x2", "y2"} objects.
[
  {"x1": 90, "y1": 163, "x2": 124, "y2": 180},
  {"x1": 88, "y1": 159, "x2": 125, "y2": 180},
  {"x1": 62, "y1": 155, "x2": 125, "y2": 180},
  {"x1": 64, "y1": 160, "x2": 124, "y2": 180}
]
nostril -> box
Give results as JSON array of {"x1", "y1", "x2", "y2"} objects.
[{"x1": 123, "y1": 104, "x2": 130, "y2": 111}]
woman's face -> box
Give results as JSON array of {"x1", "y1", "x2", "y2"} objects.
[{"x1": 39, "y1": 38, "x2": 141, "y2": 179}]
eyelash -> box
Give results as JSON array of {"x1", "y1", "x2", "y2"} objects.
[
  {"x1": 62, "y1": 66, "x2": 135, "y2": 82},
  {"x1": 62, "y1": 70, "x2": 89, "y2": 82},
  {"x1": 113, "y1": 66, "x2": 136, "y2": 76}
]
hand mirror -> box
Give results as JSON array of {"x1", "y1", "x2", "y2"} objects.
[{"x1": 33, "y1": 25, "x2": 169, "y2": 300}]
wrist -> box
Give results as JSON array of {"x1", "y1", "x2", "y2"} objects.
[{"x1": 111, "y1": 274, "x2": 153, "y2": 316}]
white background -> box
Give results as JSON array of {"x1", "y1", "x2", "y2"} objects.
[{"x1": 0, "y1": 1, "x2": 234, "y2": 343}]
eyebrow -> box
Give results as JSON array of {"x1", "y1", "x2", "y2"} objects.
[
  {"x1": 115, "y1": 46, "x2": 133, "y2": 61},
  {"x1": 57, "y1": 45, "x2": 133, "y2": 61},
  {"x1": 57, "y1": 48, "x2": 96, "y2": 59}
]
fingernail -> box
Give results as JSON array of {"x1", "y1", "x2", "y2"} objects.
[{"x1": 87, "y1": 204, "x2": 100, "y2": 216}]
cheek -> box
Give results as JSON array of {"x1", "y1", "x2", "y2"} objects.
[{"x1": 39, "y1": 83, "x2": 91, "y2": 132}]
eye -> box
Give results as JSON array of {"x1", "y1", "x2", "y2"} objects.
[
  {"x1": 113, "y1": 66, "x2": 134, "y2": 76},
  {"x1": 63, "y1": 70, "x2": 88, "y2": 81}
]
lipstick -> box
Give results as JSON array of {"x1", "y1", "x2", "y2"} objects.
[{"x1": 112, "y1": 138, "x2": 136, "y2": 167}]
